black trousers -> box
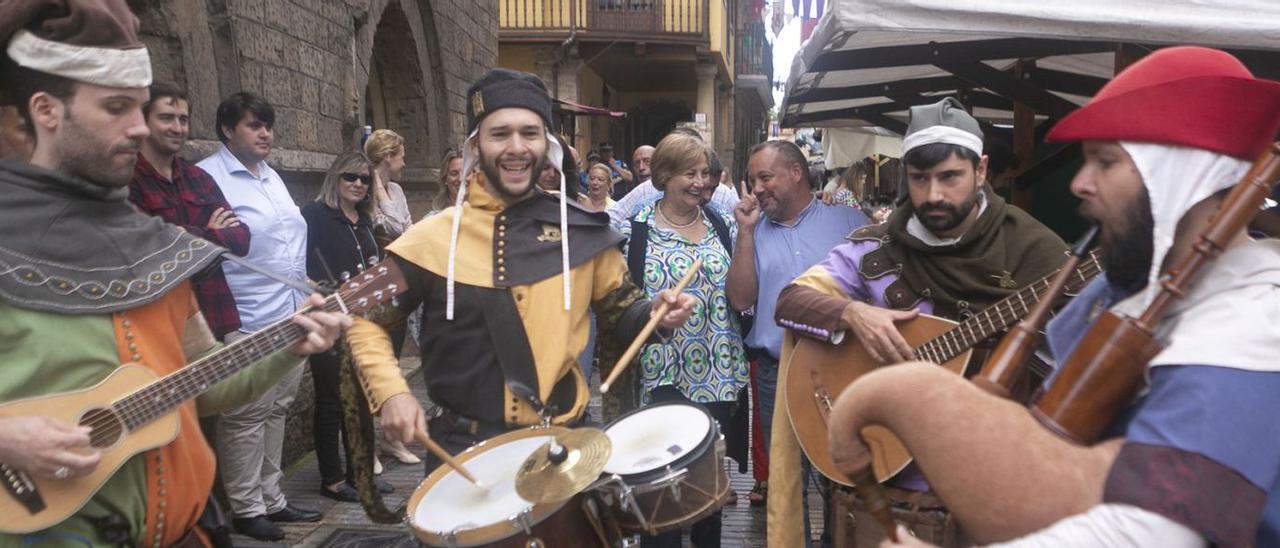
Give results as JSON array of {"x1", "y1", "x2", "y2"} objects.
[
  {"x1": 640, "y1": 385, "x2": 734, "y2": 548},
  {"x1": 310, "y1": 349, "x2": 352, "y2": 486}
]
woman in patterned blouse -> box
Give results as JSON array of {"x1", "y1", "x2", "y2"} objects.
[{"x1": 617, "y1": 131, "x2": 748, "y2": 548}]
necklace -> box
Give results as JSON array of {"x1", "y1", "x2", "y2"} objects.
[{"x1": 657, "y1": 200, "x2": 701, "y2": 229}]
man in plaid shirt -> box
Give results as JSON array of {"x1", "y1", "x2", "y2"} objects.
[{"x1": 129, "y1": 83, "x2": 249, "y2": 341}]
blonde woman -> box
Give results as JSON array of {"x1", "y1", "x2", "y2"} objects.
[
  {"x1": 300, "y1": 151, "x2": 396, "y2": 500},
  {"x1": 364, "y1": 129, "x2": 413, "y2": 238},
  {"x1": 583, "y1": 163, "x2": 616, "y2": 212},
  {"x1": 429, "y1": 147, "x2": 465, "y2": 214}
]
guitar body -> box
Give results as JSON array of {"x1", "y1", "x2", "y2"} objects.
[
  {"x1": 0, "y1": 364, "x2": 179, "y2": 533},
  {"x1": 785, "y1": 314, "x2": 972, "y2": 486}
]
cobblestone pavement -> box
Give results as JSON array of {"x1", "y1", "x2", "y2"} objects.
[{"x1": 233, "y1": 358, "x2": 824, "y2": 547}]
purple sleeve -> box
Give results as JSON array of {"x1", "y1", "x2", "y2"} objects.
[{"x1": 815, "y1": 241, "x2": 876, "y2": 302}]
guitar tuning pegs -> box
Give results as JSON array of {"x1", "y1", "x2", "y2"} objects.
[
  {"x1": 363, "y1": 273, "x2": 374, "y2": 282},
  {"x1": 391, "y1": 297, "x2": 400, "y2": 307},
  {"x1": 387, "y1": 284, "x2": 398, "y2": 293},
  {"x1": 356, "y1": 263, "x2": 365, "y2": 272},
  {"x1": 378, "y1": 265, "x2": 388, "y2": 274},
  {"x1": 340, "y1": 271, "x2": 351, "y2": 282},
  {"x1": 367, "y1": 256, "x2": 378, "y2": 266},
  {"x1": 358, "y1": 297, "x2": 369, "y2": 308}
]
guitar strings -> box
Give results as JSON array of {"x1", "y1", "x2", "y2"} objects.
[
  {"x1": 79, "y1": 289, "x2": 355, "y2": 441},
  {"x1": 914, "y1": 257, "x2": 1102, "y2": 364}
]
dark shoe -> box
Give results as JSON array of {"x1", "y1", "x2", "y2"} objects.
[
  {"x1": 375, "y1": 477, "x2": 395, "y2": 494},
  {"x1": 266, "y1": 504, "x2": 322, "y2": 523},
  {"x1": 320, "y1": 482, "x2": 361, "y2": 502},
  {"x1": 232, "y1": 515, "x2": 284, "y2": 541}
]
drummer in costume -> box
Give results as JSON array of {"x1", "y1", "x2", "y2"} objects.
[
  {"x1": 844, "y1": 47, "x2": 1280, "y2": 547},
  {"x1": 0, "y1": 1, "x2": 347, "y2": 545},
  {"x1": 767, "y1": 98, "x2": 1068, "y2": 545},
  {"x1": 347, "y1": 69, "x2": 696, "y2": 469}
]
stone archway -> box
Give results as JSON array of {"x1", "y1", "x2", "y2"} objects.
[{"x1": 356, "y1": 0, "x2": 451, "y2": 195}]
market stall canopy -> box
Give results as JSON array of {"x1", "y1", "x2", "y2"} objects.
[
  {"x1": 780, "y1": 0, "x2": 1280, "y2": 131},
  {"x1": 822, "y1": 126, "x2": 902, "y2": 170}
]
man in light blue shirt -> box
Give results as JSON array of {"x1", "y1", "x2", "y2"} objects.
[
  {"x1": 726, "y1": 139, "x2": 867, "y2": 521},
  {"x1": 197, "y1": 92, "x2": 316, "y2": 541}
]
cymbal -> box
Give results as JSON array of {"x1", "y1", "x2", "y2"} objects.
[{"x1": 515, "y1": 427, "x2": 612, "y2": 503}]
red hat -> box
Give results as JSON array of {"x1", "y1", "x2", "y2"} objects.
[{"x1": 1047, "y1": 46, "x2": 1280, "y2": 160}]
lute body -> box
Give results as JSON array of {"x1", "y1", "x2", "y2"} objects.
[
  {"x1": 0, "y1": 260, "x2": 406, "y2": 533},
  {"x1": 785, "y1": 253, "x2": 1101, "y2": 486}
]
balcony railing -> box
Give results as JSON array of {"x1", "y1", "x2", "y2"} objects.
[
  {"x1": 500, "y1": 0, "x2": 707, "y2": 40},
  {"x1": 736, "y1": 21, "x2": 772, "y2": 81}
]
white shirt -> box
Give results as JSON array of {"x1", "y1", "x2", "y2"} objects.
[
  {"x1": 198, "y1": 145, "x2": 308, "y2": 331},
  {"x1": 607, "y1": 179, "x2": 741, "y2": 226}
]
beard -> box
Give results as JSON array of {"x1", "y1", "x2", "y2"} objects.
[
  {"x1": 1096, "y1": 187, "x2": 1155, "y2": 292},
  {"x1": 915, "y1": 186, "x2": 981, "y2": 233},
  {"x1": 478, "y1": 149, "x2": 545, "y2": 201},
  {"x1": 54, "y1": 113, "x2": 138, "y2": 187}
]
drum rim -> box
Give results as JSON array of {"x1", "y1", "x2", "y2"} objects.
[
  {"x1": 600, "y1": 401, "x2": 717, "y2": 483},
  {"x1": 407, "y1": 425, "x2": 573, "y2": 547}
]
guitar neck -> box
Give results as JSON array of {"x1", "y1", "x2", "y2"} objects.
[
  {"x1": 109, "y1": 296, "x2": 343, "y2": 431},
  {"x1": 914, "y1": 254, "x2": 1101, "y2": 364}
]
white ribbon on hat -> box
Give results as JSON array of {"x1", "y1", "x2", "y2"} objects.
[
  {"x1": 902, "y1": 125, "x2": 983, "y2": 156},
  {"x1": 7, "y1": 30, "x2": 152, "y2": 88},
  {"x1": 445, "y1": 128, "x2": 571, "y2": 320}
]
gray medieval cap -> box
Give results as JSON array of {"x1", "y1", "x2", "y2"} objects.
[{"x1": 902, "y1": 97, "x2": 983, "y2": 156}]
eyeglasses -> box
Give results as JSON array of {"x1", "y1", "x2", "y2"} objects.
[{"x1": 341, "y1": 173, "x2": 372, "y2": 185}]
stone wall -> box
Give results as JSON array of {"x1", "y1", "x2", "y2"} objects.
[
  {"x1": 131, "y1": 0, "x2": 498, "y2": 465},
  {"x1": 135, "y1": 0, "x2": 498, "y2": 218}
]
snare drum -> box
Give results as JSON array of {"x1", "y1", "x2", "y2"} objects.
[
  {"x1": 407, "y1": 427, "x2": 600, "y2": 547},
  {"x1": 597, "y1": 402, "x2": 731, "y2": 535}
]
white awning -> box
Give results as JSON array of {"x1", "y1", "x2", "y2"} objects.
[{"x1": 782, "y1": 0, "x2": 1280, "y2": 130}]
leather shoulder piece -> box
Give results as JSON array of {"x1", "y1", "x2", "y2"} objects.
[
  {"x1": 857, "y1": 236, "x2": 899, "y2": 280},
  {"x1": 495, "y1": 194, "x2": 625, "y2": 287},
  {"x1": 847, "y1": 222, "x2": 887, "y2": 243}
]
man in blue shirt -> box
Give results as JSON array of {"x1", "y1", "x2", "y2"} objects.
[
  {"x1": 197, "y1": 92, "x2": 316, "y2": 541},
  {"x1": 726, "y1": 139, "x2": 868, "y2": 520}
]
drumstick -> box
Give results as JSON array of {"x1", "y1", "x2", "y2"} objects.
[
  {"x1": 601, "y1": 258, "x2": 702, "y2": 393},
  {"x1": 414, "y1": 428, "x2": 484, "y2": 488}
]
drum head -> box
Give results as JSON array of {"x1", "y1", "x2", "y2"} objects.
[
  {"x1": 408, "y1": 427, "x2": 571, "y2": 546},
  {"x1": 602, "y1": 403, "x2": 712, "y2": 476}
]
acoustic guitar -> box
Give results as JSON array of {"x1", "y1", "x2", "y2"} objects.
[
  {"x1": 0, "y1": 260, "x2": 407, "y2": 533},
  {"x1": 785, "y1": 253, "x2": 1101, "y2": 486}
]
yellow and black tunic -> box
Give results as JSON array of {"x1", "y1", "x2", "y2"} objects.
[{"x1": 348, "y1": 175, "x2": 653, "y2": 429}]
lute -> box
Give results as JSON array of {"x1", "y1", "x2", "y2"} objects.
[
  {"x1": 0, "y1": 260, "x2": 407, "y2": 533},
  {"x1": 785, "y1": 252, "x2": 1102, "y2": 485}
]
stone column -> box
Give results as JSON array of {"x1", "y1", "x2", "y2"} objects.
[{"x1": 695, "y1": 62, "x2": 718, "y2": 145}]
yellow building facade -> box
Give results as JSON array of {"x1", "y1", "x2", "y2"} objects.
[{"x1": 496, "y1": 0, "x2": 766, "y2": 178}]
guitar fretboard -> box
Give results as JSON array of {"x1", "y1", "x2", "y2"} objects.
[
  {"x1": 109, "y1": 296, "x2": 345, "y2": 432},
  {"x1": 913, "y1": 253, "x2": 1101, "y2": 365}
]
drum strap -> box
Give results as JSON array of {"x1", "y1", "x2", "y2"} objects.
[{"x1": 472, "y1": 285, "x2": 576, "y2": 416}]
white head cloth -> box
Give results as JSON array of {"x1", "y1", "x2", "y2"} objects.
[
  {"x1": 1110, "y1": 142, "x2": 1250, "y2": 317},
  {"x1": 7, "y1": 29, "x2": 151, "y2": 88}
]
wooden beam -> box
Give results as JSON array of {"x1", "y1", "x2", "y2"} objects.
[
  {"x1": 789, "y1": 75, "x2": 965, "y2": 103},
  {"x1": 786, "y1": 102, "x2": 908, "y2": 132},
  {"x1": 1010, "y1": 59, "x2": 1037, "y2": 210},
  {"x1": 1024, "y1": 67, "x2": 1108, "y2": 97},
  {"x1": 810, "y1": 38, "x2": 1116, "y2": 73},
  {"x1": 935, "y1": 60, "x2": 1080, "y2": 119}
]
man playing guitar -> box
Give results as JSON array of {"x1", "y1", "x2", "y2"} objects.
[
  {"x1": 0, "y1": 1, "x2": 347, "y2": 544},
  {"x1": 767, "y1": 98, "x2": 1068, "y2": 545}
]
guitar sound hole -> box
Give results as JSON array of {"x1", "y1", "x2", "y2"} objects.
[{"x1": 78, "y1": 408, "x2": 125, "y2": 449}]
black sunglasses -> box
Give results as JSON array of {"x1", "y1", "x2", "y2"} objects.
[{"x1": 341, "y1": 173, "x2": 372, "y2": 185}]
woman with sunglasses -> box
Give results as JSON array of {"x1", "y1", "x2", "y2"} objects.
[{"x1": 300, "y1": 151, "x2": 394, "y2": 502}]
